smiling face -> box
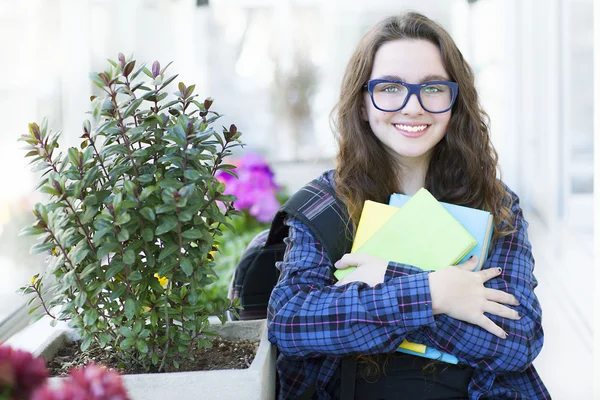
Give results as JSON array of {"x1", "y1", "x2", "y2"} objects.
[{"x1": 362, "y1": 39, "x2": 452, "y2": 166}]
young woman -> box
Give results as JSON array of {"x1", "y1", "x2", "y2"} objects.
[{"x1": 267, "y1": 12, "x2": 549, "y2": 399}]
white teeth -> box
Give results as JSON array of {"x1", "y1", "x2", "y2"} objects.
[{"x1": 394, "y1": 124, "x2": 428, "y2": 133}]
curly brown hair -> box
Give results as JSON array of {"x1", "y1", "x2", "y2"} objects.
[{"x1": 333, "y1": 12, "x2": 514, "y2": 239}]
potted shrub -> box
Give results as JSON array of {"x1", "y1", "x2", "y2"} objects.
[{"x1": 17, "y1": 54, "x2": 276, "y2": 399}]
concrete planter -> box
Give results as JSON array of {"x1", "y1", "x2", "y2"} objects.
[{"x1": 35, "y1": 319, "x2": 276, "y2": 400}]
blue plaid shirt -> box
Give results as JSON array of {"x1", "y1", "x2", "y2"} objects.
[{"x1": 267, "y1": 171, "x2": 550, "y2": 399}]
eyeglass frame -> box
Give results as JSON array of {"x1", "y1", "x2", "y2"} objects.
[{"x1": 362, "y1": 79, "x2": 459, "y2": 114}]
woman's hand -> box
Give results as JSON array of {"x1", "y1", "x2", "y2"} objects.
[
  {"x1": 429, "y1": 256, "x2": 521, "y2": 339},
  {"x1": 334, "y1": 253, "x2": 388, "y2": 287}
]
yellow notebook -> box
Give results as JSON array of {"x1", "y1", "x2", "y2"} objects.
[{"x1": 335, "y1": 188, "x2": 476, "y2": 280}]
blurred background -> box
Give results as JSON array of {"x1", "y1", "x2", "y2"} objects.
[{"x1": 0, "y1": 0, "x2": 593, "y2": 398}]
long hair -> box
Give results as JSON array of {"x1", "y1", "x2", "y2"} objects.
[{"x1": 333, "y1": 12, "x2": 514, "y2": 238}]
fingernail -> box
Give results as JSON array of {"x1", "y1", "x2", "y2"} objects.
[
  {"x1": 503, "y1": 331, "x2": 509, "y2": 339},
  {"x1": 497, "y1": 268, "x2": 502, "y2": 273},
  {"x1": 518, "y1": 312, "x2": 522, "y2": 318},
  {"x1": 469, "y1": 255, "x2": 474, "y2": 260}
]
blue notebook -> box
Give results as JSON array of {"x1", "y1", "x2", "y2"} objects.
[{"x1": 389, "y1": 193, "x2": 494, "y2": 271}]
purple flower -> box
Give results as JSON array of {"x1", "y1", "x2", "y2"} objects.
[{"x1": 216, "y1": 153, "x2": 281, "y2": 223}]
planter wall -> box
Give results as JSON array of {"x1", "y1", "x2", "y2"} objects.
[{"x1": 36, "y1": 319, "x2": 276, "y2": 400}]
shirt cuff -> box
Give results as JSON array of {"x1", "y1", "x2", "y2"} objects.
[
  {"x1": 385, "y1": 261, "x2": 426, "y2": 281},
  {"x1": 390, "y1": 272, "x2": 436, "y2": 331}
]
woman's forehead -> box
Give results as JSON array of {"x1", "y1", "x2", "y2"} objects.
[{"x1": 370, "y1": 39, "x2": 449, "y2": 82}]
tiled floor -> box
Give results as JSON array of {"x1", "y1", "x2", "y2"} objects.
[{"x1": 527, "y1": 214, "x2": 594, "y2": 399}]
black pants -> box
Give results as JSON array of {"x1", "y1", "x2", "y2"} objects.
[{"x1": 326, "y1": 354, "x2": 474, "y2": 400}]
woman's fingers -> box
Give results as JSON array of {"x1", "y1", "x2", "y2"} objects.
[
  {"x1": 455, "y1": 255, "x2": 478, "y2": 270},
  {"x1": 476, "y1": 314, "x2": 509, "y2": 339},
  {"x1": 483, "y1": 301, "x2": 521, "y2": 321},
  {"x1": 477, "y1": 266, "x2": 503, "y2": 283},
  {"x1": 484, "y1": 288, "x2": 520, "y2": 306},
  {"x1": 334, "y1": 253, "x2": 359, "y2": 270}
]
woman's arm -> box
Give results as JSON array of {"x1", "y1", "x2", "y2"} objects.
[
  {"x1": 405, "y1": 193, "x2": 544, "y2": 373},
  {"x1": 267, "y1": 216, "x2": 437, "y2": 358}
]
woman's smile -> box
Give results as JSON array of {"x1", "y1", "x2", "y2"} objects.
[{"x1": 393, "y1": 123, "x2": 431, "y2": 138}]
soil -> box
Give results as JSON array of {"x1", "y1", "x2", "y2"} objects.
[{"x1": 47, "y1": 337, "x2": 258, "y2": 376}]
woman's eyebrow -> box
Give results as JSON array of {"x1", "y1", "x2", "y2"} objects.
[{"x1": 377, "y1": 74, "x2": 451, "y2": 83}]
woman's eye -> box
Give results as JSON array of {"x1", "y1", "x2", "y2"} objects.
[
  {"x1": 382, "y1": 85, "x2": 399, "y2": 93},
  {"x1": 423, "y1": 85, "x2": 443, "y2": 93}
]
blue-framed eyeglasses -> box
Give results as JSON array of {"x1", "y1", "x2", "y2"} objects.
[{"x1": 363, "y1": 79, "x2": 459, "y2": 114}]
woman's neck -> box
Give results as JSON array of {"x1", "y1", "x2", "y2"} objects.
[{"x1": 397, "y1": 157, "x2": 429, "y2": 196}]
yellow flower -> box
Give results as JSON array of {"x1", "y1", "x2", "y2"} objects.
[{"x1": 154, "y1": 273, "x2": 168, "y2": 288}]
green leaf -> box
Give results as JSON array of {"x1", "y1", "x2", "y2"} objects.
[
  {"x1": 138, "y1": 174, "x2": 155, "y2": 184},
  {"x1": 106, "y1": 262, "x2": 124, "y2": 280},
  {"x1": 101, "y1": 144, "x2": 129, "y2": 158},
  {"x1": 150, "y1": 311, "x2": 158, "y2": 327},
  {"x1": 116, "y1": 212, "x2": 131, "y2": 225},
  {"x1": 119, "y1": 325, "x2": 134, "y2": 337},
  {"x1": 117, "y1": 229, "x2": 130, "y2": 242},
  {"x1": 140, "y1": 207, "x2": 155, "y2": 221},
  {"x1": 181, "y1": 229, "x2": 204, "y2": 239},
  {"x1": 155, "y1": 217, "x2": 178, "y2": 235},
  {"x1": 158, "y1": 243, "x2": 179, "y2": 261},
  {"x1": 139, "y1": 185, "x2": 158, "y2": 200},
  {"x1": 31, "y1": 242, "x2": 54, "y2": 254},
  {"x1": 136, "y1": 340, "x2": 149, "y2": 354},
  {"x1": 180, "y1": 257, "x2": 193, "y2": 277},
  {"x1": 97, "y1": 242, "x2": 119, "y2": 260},
  {"x1": 157, "y1": 260, "x2": 176, "y2": 277},
  {"x1": 109, "y1": 283, "x2": 126, "y2": 300},
  {"x1": 75, "y1": 291, "x2": 87, "y2": 308},
  {"x1": 84, "y1": 309, "x2": 99, "y2": 326},
  {"x1": 99, "y1": 333, "x2": 112, "y2": 348},
  {"x1": 80, "y1": 262, "x2": 100, "y2": 279},
  {"x1": 39, "y1": 185, "x2": 60, "y2": 197},
  {"x1": 124, "y1": 298, "x2": 136, "y2": 319},
  {"x1": 93, "y1": 227, "x2": 113, "y2": 243},
  {"x1": 81, "y1": 336, "x2": 93, "y2": 352},
  {"x1": 183, "y1": 169, "x2": 201, "y2": 181},
  {"x1": 83, "y1": 194, "x2": 98, "y2": 206},
  {"x1": 155, "y1": 204, "x2": 176, "y2": 214},
  {"x1": 19, "y1": 226, "x2": 46, "y2": 236},
  {"x1": 67, "y1": 147, "x2": 81, "y2": 168},
  {"x1": 142, "y1": 228, "x2": 154, "y2": 242},
  {"x1": 123, "y1": 249, "x2": 135, "y2": 264},
  {"x1": 120, "y1": 337, "x2": 136, "y2": 350},
  {"x1": 177, "y1": 210, "x2": 193, "y2": 222},
  {"x1": 69, "y1": 241, "x2": 90, "y2": 265},
  {"x1": 129, "y1": 270, "x2": 142, "y2": 281},
  {"x1": 123, "y1": 98, "x2": 145, "y2": 119}
]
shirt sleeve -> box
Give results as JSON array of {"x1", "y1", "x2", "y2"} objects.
[
  {"x1": 267, "y1": 215, "x2": 436, "y2": 358},
  {"x1": 404, "y1": 191, "x2": 544, "y2": 373}
]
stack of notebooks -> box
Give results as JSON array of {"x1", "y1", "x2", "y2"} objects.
[{"x1": 334, "y1": 188, "x2": 494, "y2": 364}]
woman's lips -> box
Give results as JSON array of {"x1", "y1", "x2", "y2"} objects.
[{"x1": 393, "y1": 123, "x2": 430, "y2": 138}]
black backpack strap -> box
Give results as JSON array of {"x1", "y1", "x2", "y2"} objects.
[{"x1": 267, "y1": 177, "x2": 352, "y2": 265}]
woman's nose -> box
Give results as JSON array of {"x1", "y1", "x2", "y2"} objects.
[{"x1": 400, "y1": 93, "x2": 425, "y2": 115}]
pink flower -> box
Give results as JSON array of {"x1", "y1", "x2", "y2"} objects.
[
  {"x1": 32, "y1": 363, "x2": 130, "y2": 400},
  {"x1": 216, "y1": 153, "x2": 281, "y2": 223},
  {"x1": 0, "y1": 345, "x2": 48, "y2": 399}
]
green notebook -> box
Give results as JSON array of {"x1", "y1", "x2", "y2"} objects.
[{"x1": 335, "y1": 188, "x2": 476, "y2": 280}]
